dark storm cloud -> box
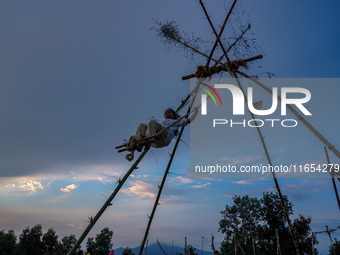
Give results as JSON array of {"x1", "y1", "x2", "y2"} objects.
[
  {"x1": 0, "y1": 1, "x2": 147, "y2": 177},
  {"x1": 0, "y1": 0, "x2": 193, "y2": 177}
]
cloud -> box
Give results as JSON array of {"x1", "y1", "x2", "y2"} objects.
[
  {"x1": 67, "y1": 223, "x2": 86, "y2": 231},
  {"x1": 169, "y1": 176, "x2": 193, "y2": 184},
  {"x1": 232, "y1": 179, "x2": 254, "y2": 185},
  {"x1": 222, "y1": 193, "x2": 238, "y2": 198},
  {"x1": 220, "y1": 156, "x2": 261, "y2": 165},
  {"x1": 69, "y1": 165, "x2": 122, "y2": 184},
  {"x1": 190, "y1": 182, "x2": 211, "y2": 189},
  {"x1": 48, "y1": 194, "x2": 70, "y2": 202},
  {"x1": 122, "y1": 180, "x2": 156, "y2": 199},
  {"x1": 16, "y1": 180, "x2": 45, "y2": 193},
  {"x1": 60, "y1": 184, "x2": 78, "y2": 193},
  {"x1": 1, "y1": 177, "x2": 49, "y2": 195}
]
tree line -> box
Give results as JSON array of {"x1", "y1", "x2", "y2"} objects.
[
  {"x1": 0, "y1": 225, "x2": 114, "y2": 255},
  {"x1": 218, "y1": 191, "x2": 340, "y2": 255},
  {"x1": 2, "y1": 192, "x2": 340, "y2": 255}
]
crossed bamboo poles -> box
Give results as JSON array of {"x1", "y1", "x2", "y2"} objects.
[
  {"x1": 154, "y1": 1, "x2": 339, "y2": 254},
  {"x1": 68, "y1": 1, "x2": 340, "y2": 254}
]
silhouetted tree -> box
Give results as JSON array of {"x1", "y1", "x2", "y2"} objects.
[
  {"x1": 57, "y1": 234, "x2": 78, "y2": 255},
  {"x1": 0, "y1": 230, "x2": 17, "y2": 255},
  {"x1": 42, "y1": 228, "x2": 59, "y2": 255},
  {"x1": 329, "y1": 239, "x2": 340, "y2": 255},
  {"x1": 122, "y1": 247, "x2": 134, "y2": 255},
  {"x1": 187, "y1": 245, "x2": 197, "y2": 255},
  {"x1": 94, "y1": 228, "x2": 113, "y2": 255},
  {"x1": 18, "y1": 224, "x2": 43, "y2": 255},
  {"x1": 219, "y1": 192, "x2": 318, "y2": 255},
  {"x1": 86, "y1": 237, "x2": 95, "y2": 254}
]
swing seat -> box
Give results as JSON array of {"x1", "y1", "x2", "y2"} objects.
[{"x1": 115, "y1": 136, "x2": 156, "y2": 161}]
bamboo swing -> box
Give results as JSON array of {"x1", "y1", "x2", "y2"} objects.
[
  {"x1": 68, "y1": 1, "x2": 340, "y2": 255},
  {"x1": 115, "y1": 107, "x2": 198, "y2": 161}
]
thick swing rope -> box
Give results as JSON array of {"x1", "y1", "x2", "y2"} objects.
[{"x1": 234, "y1": 75, "x2": 301, "y2": 255}]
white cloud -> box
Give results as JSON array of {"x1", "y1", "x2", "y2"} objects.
[
  {"x1": 18, "y1": 180, "x2": 45, "y2": 193},
  {"x1": 60, "y1": 184, "x2": 78, "y2": 193},
  {"x1": 0, "y1": 164, "x2": 123, "y2": 190},
  {"x1": 67, "y1": 223, "x2": 86, "y2": 230},
  {"x1": 222, "y1": 193, "x2": 238, "y2": 198},
  {"x1": 220, "y1": 156, "x2": 261, "y2": 165},
  {"x1": 2, "y1": 178, "x2": 46, "y2": 194},
  {"x1": 122, "y1": 180, "x2": 156, "y2": 198},
  {"x1": 232, "y1": 180, "x2": 254, "y2": 185},
  {"x1": 169, "y1": 176, "x2": 193, "y2": 184},
  {"x1": 190, "y1": 182, "x2": 211, "y2": 189}
]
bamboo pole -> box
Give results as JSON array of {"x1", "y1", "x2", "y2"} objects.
[
  {"x1": 236, "y1": 70, "x2": 340, "y2": 160},
  {"x1": 164, "y1": 34, "x2": 219, "y2": 65},
  {"x1": 220, "y1": 23, "x2": 251, "y2": 63},
  {"x1": 324, "y1": 147, "x2": 340, "y2": 212},
  {"x1": 68, "y1": 149, "x2": 148, "y2": 255},
  {"x1": 235, "y1": 75, "x2": 300, "y2": 255},
  {"x1": 138, "y1": 124, "x2": 186, "y2": 255},
  {"x1": 138, "y1": 93, "x2": 198, "y2": 255},
  {"x1": 205, "y1": 0, "x2": 238, "y2": 66},
  {"x1": 199, "y1": 0, "x2": 231, "y2": 63},
  {"x1": 164, "y1": 22, "x2": 252, "y2": 68},
  {"x1": 182, "y1": 55, "x2": 262, "y2": 80}
]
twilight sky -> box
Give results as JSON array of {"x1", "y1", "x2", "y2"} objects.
[{"x1": 0, "y1": 1, "x2": 340, "y2": 254}]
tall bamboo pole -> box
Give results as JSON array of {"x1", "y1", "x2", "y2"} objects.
[
  {"x1": 68, "y1": 149, "x2": 148, "y2": 255},
  {"x1": 311, "y1": 232, "x2": 315, "y2": 255},
  {"x1": 324, "y1": 147, "x2": 340, "y2": 212},
  {"x1": 138, "y1": 124, "x2": 186, "y2": 255},
  {"x1": 199, "y1": 0, "x2": 231, "y2": 63},
  {"x1": 236, "y1": 70, "x2": 340, "y2": 160},
  {"x1": 138, "y1": 86, "x2": 199, "y2": 255},
  {"x1": 235, "y1": 75, "x2": 300, "y2": 255},
  {"x1": 205, "y1": 0, "x2": 238, "y2": 66},
  {"x1": 172, "y1": 240, "x2": 173, "y2": 255},
  {"x1": 138, "y1": 96, "x2": 197, "y2": 255}
]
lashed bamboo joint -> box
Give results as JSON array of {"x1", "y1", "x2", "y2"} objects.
[{"x1": 182, "y1": 54, "x2": 263, "y2": 80}]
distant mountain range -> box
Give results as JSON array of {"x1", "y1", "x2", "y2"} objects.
[{"x1": 114, "y1": 242, "x2": 213, "y2": 255}]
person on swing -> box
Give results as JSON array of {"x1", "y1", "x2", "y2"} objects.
[{"x1": 135, "y1": 107, "x2": 199, "y2": 150}]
